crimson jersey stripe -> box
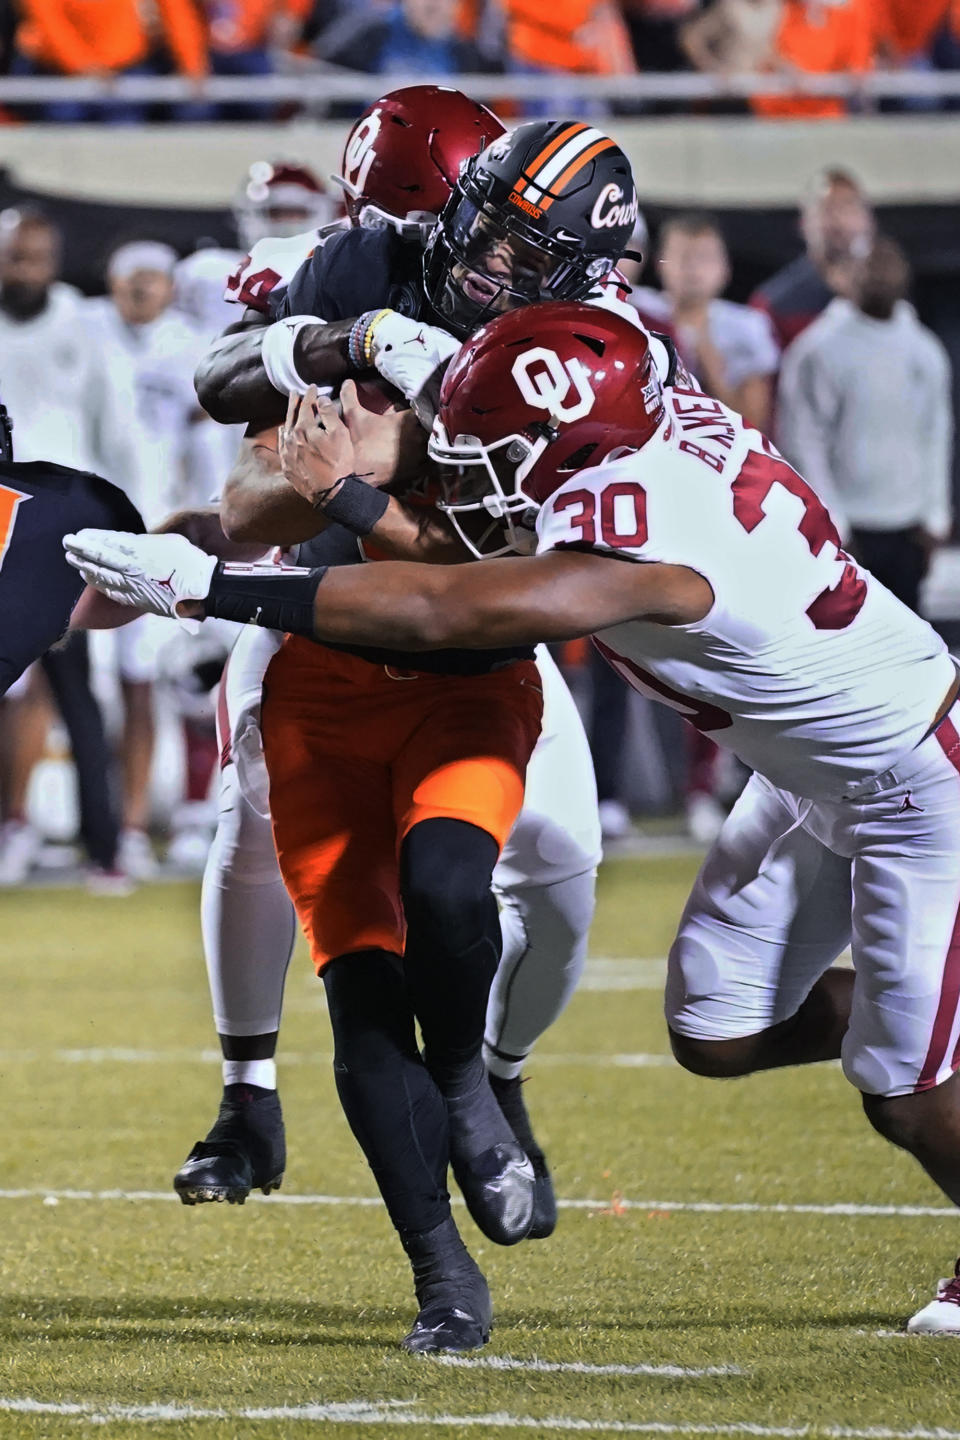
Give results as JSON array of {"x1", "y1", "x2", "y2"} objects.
[
  {"x1": 916, "y1": 713, "x2": 960, "y2": 1090},
  {"x1": 215, "y1": 663, "x2": 232, "y2": 772}
]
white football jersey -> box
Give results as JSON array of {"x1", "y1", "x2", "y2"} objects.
[
  {"x1": 536, "y1": 381, "x2": 955, "y2": 800},
  {"x1": 223, "y1": 221, "x2": 348, "y2": 315},
  {"x1": 83, "y1": 297, "x2": 208, "y2": 524},
  {"x1": 174, "y1": 247, "x2": 243, "y2": 339}
]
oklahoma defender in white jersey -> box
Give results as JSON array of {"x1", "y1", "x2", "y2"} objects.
[{"x1": 65, "y1": 298, "x2": 960, "y2": 1336}]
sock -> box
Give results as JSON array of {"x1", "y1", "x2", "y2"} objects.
[
  {"x1": 223, "y1": 1057, "x2": 277, "y2": 1090},
  {"x1": 488, "y1": 1072, "x2": 541, "y2": 1158},
  {"x1": 443, "y1": 1055, "x2": 517, "y2": 1158},
  {"x1": 401, "y1": 1216, "x2": 482, "y2": 1303}
]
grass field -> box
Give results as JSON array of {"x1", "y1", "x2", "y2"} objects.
[{"x1": 1, "y1": 856, "x2": 959, "y2": 1438}]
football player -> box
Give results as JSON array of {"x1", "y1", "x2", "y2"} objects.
[
  {"x1": 0, "y1": 396, "x2": 145, "y2": 699},
  {"x1": 70, "y1": 298, "x2": 960, "y2": 1339},
  {"x1": 168, "y1": 94, "x2": 636, "y2": 1355}
]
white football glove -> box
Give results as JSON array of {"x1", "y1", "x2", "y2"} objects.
[
  {"x1": 63, "y1": 530, "x2": 218, "y2": 633},
  {"x1": 368, "y1": 312, "x2": 460, "y2": 412}
]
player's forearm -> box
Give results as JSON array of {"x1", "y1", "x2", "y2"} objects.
[
  {"x1": 195, "y1": 321, "x2": 354, "y2": 427},
  {"x1": 303, "y1": 555, "x2": 617, "y2": 650},
  {"x1": 196, "y1": 329, "x2": 286, "y2": 426},
  {"x1": 152, "y1": 505, "x2": 271, "y2": 562},
  {"x1": 368, "y1": 499, "x2": 471, "y2": 565},
  {"x1": 220, "y1": 441, "x2": 328, "y2": 546}
]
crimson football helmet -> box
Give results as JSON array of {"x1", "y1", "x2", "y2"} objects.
[
  {"x1": 234, "y1": 162, "x2": 332, "y2": 249},
  {"x1": 334, "y1": 85, "x2": 506, "y2": 241},
  {"x1": 428, "y1": 301, "x2": 665, "y2": 558}
]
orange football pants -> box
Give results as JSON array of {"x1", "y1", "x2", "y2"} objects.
[{"x1": 260, "y1": 637, "x2": 543, "y2": 973}]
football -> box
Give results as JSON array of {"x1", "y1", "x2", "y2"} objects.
[{"x1": 352, "y1": 373, "x2": 408, "y2": 414}]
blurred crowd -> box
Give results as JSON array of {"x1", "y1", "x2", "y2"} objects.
[
  {"x1": 0, "y1": 156, "x2": 952, "y2": 885},
  {"x1": 0, "y1": 0, "x2": 959, "y2": 122}
]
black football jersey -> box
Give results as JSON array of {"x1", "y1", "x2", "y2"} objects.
[
  {"x1": 275, "y1": 228, "x2": 533, "y2": 674},
  {"x1": 0, "y1": 460, "x2": 143, "y2": 696},
  {"x1": 275, "y1": 227, "x2": 426, "y2": 325}
]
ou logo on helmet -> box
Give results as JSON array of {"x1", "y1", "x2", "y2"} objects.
[
  {"x1": 511, "y1": 347, "x2": 595, "y2": 422},
  {"x1": 343, "y1": 109, "x2": 382, "y2": 194}
]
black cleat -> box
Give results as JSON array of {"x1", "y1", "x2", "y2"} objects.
[
  {"x1": 402, "y1": 1297, "x2": 491, "y2": 1355},
  {"x1": 489, "y1": 1072, "x2": 557, "y2": 1239},
  {"x1": 527, "y1": 1149, "x2": 558, "y2": 1240},
  {"x1": 448, "y1": 1133, "x2": 534, "y2": 1247},
  {"x1": 174, "y1": 1084, "x2": 285, "y2": 1206},
  {"x1": 401, "y1": 1221, "x2": 493, "y2": 1355}
]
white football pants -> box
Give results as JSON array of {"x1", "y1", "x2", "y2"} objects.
[{"x1": 667, "y1": 698, "x2": 960, "y2": 1098}]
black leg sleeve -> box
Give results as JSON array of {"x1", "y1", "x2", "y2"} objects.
[
  {"x1": 41, "y1": 632, "x2": 120, "y2": 869},
  {"x1": 323, "y1": 949, "x2": 450, "y2": 1240},
  {"x1": 399, "y1": 818, "x2": 501, "y2": 1094}
]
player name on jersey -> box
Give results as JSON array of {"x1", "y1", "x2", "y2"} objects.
[{"x1": 537, "y1": 380, "x2": 954, "y2": 799}]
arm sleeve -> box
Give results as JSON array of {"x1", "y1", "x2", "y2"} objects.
[{"x1": 776, "y1": 340, "x2": 849, "y2": 539}]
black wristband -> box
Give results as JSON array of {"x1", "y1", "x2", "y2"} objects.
[
  {"x1": 203, "y1": 562, "x2": 328, "y2": 638},
  {"x1": 316, "y1": 475, "x2": 389, "y2": 536}
]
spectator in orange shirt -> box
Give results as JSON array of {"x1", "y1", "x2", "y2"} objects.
[
  {"x1": 14, "y1": 0, "x2": 208, "y2": 123},
  {"x1": 502, "y1": 0, "x2": 637, "y2": 114},
  {"x1": 751, "y1": 0, "x2": 876, "y2": 120},
  {"x1": 875, "y1": 0, "x2": 950, "y2": 64}
]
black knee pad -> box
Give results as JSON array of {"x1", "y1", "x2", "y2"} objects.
[{"x1": 400, "y1": 819, "x2": 500, "y2": 954}]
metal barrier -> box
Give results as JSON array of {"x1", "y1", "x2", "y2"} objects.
[{"x1": 2, "y1": 66, "x2": 960, "y2": 107}]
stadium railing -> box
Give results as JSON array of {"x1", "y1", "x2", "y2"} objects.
[{"x1": 1, "y1": 67, "x2": 960, "y2": 106}]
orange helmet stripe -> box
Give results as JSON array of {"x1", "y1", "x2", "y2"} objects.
[
  {"x1": 539, "y1": 137, "x2": 617, "y2": 209},
  {"x1": 514, "y1": 121, "x2": 590, "y2": 196}
]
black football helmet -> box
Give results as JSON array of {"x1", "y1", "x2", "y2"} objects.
[{"x1": 423, "y1": 119, "x2": 639, "y2": 337}]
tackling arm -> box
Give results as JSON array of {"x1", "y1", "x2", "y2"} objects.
[
  {"x1": 301, "y1": 548, "x2": 713, "y2": 651},
  {"x1": 62, "y1": 532, "x2": 713, "y2": 646}
]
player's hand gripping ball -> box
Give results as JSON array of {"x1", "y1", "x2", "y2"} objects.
[{"x1": 279, "y1": 385, "x2": 356, "y2": 507}]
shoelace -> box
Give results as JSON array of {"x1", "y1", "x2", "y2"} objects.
[{"x1": 938, "y1": 1260, "x2": 960, "y2": 1305}]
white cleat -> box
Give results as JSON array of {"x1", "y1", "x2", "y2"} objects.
[
  {"x1": 907, "y1": 1262, "x2": 960, "y2": 1333},
  {"x1": 0, "y1": 820, "x2": 42, "y2": 886},
  {"x1": 118, "y1": 828, "x2": 158, "y2": 881}
]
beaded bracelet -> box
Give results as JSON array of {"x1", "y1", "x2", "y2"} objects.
[{"x1": 347, "y1": 308, "x2": 392, "y2": 371}]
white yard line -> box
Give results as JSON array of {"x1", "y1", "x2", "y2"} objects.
[
  {"x1": 0, "y1": 1046, "x2": 682, "y2": 1068},
  {"x1": 433, "y1": 1355, "x2": 744, "y2": 1377},
  {"x1": 3, "y1": 1187, "x2": 954, "y2": 1218},
  {"x1": 0, "y1": 1399, "x2": 957, "y2": 1435}
]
